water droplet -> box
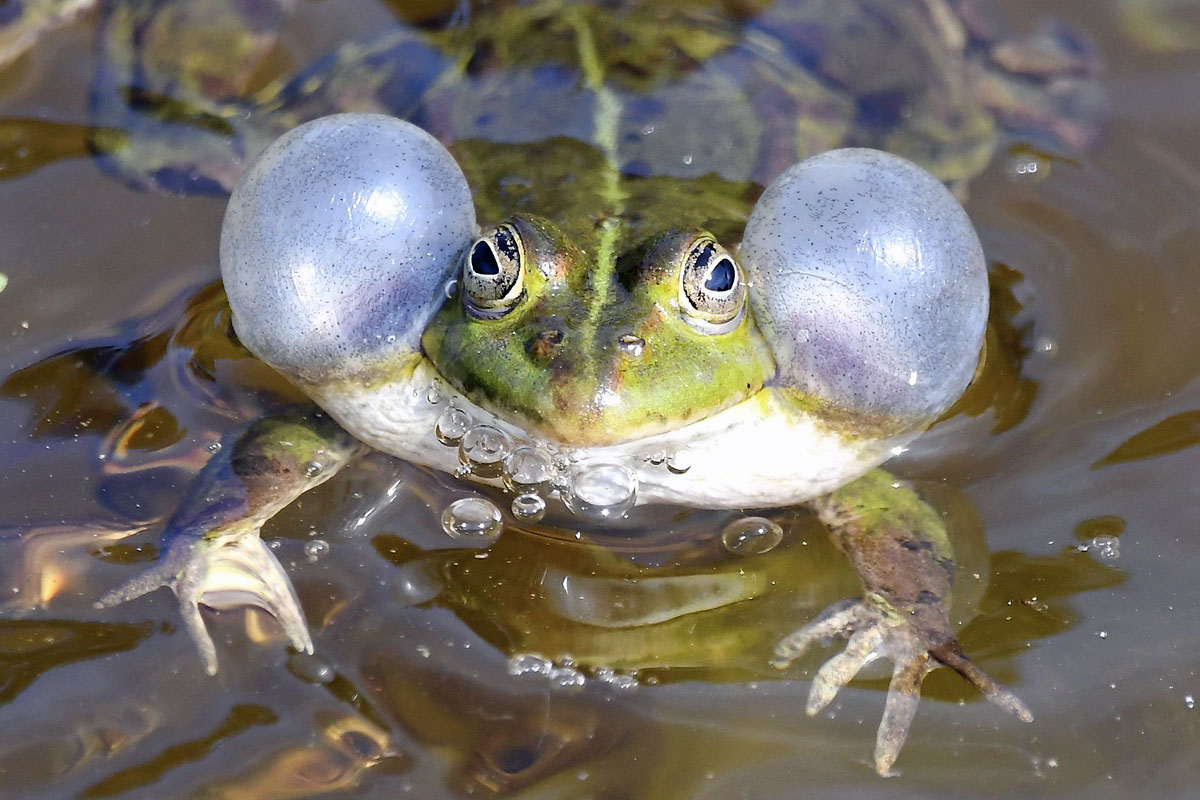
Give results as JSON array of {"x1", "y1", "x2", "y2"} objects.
[
  {"x1": 443, "y1": 278, "x2": 459, "y2": 298},
  {"x1": 1090, "y1": 534, "x2": 1120, "y2": 560},
  {"x1": 618, "y1": 334, "x2": 644, "y2": 358},
  {"x1": 1035, "y1": 337, "x2": 1058, "y2": 356},
  {"x1": 511, "y1": 492, "x2": 546, "y2": 522},
  {"x1": 1007, "y1": 153, "x2": 1049, "y2": 181},
  {"x1": 504, "y1": 446, "x2": 554, "y2": 493},
  {"x1": 303, "y1": 461, "x2": 324, "y2": 478},
  {"x1": 426, "y1": 382, "x2": 443, "y2": 404},
  {"x1": 385, "y1": 333, "x2": 397, "y2": 344},
  {"x1": 721, "y1": 516, "x2": 784, "y2": 555},
  {"x1": 644, "y1": 450, "x2": 666, "y2": 466},
  {"x1": 435, "y1": 407, "x2": 472, "y2": 445},
  {"x1": 666, "y1": 450, "x2": 692, "y2": 474},
  {"x1": 564, "y1": 462, "x2": 637, "y2": 520},
  {"x1": 1185, "y1": 694, "x2": 1195, "y2": 710},
  {"x1": 441, "y1": 497, "x2": 503, "y2": 543},
  {"x1": 458, "y1": 425, "x2": 514, "y2": 479},
  {"x1": 682, "y1": 154, "x2": 694, "y2": 165},
  {"x1": 304, "y1": 539, "x2": 330, "y2": 561},
  {"x1": 206, "y1": 441, "x2": 222, "y2": 454},
  {"x1": 287, "y1": 652, "x2": 336, "y2": 684}
]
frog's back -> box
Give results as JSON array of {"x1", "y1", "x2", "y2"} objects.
[{"x1": 84, "y1": 0, "x2": 1102, "y2": 206}]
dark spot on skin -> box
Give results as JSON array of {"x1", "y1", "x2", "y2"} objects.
[
  {"x1": 900, "y1": 539, "x2": 933, "y2": 553},
  {"x1": 231, "y1": 453, "x2": 275, "y2": 478},
  {"x1": 916, "y1": 590, "x2": 940, "y2": 605}
]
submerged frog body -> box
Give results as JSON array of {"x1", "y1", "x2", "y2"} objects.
[{"x1": 3, "y1": 0, "x2": 1104, "y2": 776}]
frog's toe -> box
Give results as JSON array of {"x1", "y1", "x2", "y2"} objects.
[
  {"x1": 776, "y1": 598, "x2": 1032, "y2": 775},
  {"x1": 97, "y1": 535, "x2": 312, "y2": 675},
  {"x1": 874, "y1": 653, "x2": 932, "y2": 776},
  {"x1": 771, "y1": 599, "x2": 870, "y2": 668},
  {"x1": 199, "y1": 535, "x2": 315, "y2": 659},
  {"x1": 805, "y1": 626, "x2": 886, "y2": 715},
  {"x1": 930, "y1": 641, "x2": 1034, "y2": 723}
]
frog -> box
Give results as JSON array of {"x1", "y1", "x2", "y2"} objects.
[{"x1": 0, "y1": 0, "x2": 1105, "y2": 777}]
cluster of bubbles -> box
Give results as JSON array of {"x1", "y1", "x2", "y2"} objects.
[
  {"x1": 427, "y1": 380, "x2": 790, "y2": 560},
  {"x1": 428, "y1": 379, "x2": 663, "y2": 539},
  {"x1": 1079, "y1": 534, "x2": 1121, "y2": 561},
  {"x1": 507, "y1": 653, "x2": 639, "y2": 693}
]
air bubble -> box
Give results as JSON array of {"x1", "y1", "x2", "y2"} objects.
[
  {"x1": 1090, "y1": 535, "x2": 1120, "y2": 560},
  {"x1": 458, "y1": 424, "x2": 514, "y2": 478},
  {"x1": 721, "y1": 517, "x2": 784, "y2": 555},
  {"x1": 304, "y1": 539, "x2": 330, "y2": 561},
  {"x1": 511, "y1": 492, "x2": 546, "y2": 522},
  {"x1": 564, "y1": 462, "x2": 637, "y2": 520},
  {"x1": 645, "y1": 450, "x2": 666, "y2": 466},
  {"x1": 440, "y1": 497, "x2": 503, "y2": 543},
  {"x1": 666, "y1": 450, "x2": 692, "y2": 474},
  {"x1": 444, "y1": 278, "x2": 459, "y2": 298},
  {"x1": 206, "y1": 441, "x2": 222, "y2": 454},
  {"x1": 435, "y1": 407, "x2": 472, "y2": 445},
  {"x1": 426, "y1": 382, "x2": 443, "y2": 404},
  {"x1": 303, "y1": 461, "x2": 323, "y2": 478},
  {"x1": 504, "y1": 446, "x2": 555, "y2": 493}
]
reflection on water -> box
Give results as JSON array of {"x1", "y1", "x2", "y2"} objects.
[{"x1": 0, "y1": 0, "x2": 1199, "y2": 797}]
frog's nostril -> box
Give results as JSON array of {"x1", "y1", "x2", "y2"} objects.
[
  {"x1": 528, "y1": 328, "x2": 564, "y2": 361},
  {"x1": 617, "y1": 334, "x2": 645, "y2": 358}
]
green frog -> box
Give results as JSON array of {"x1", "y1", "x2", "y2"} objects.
[{"x1": 2, "y1": 0, "x2": 1103, "y2": 776}]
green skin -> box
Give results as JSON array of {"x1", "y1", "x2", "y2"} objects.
[
  {"x1": 422, "y1": 216, "x2": 776, "y2": 444},
  {"x1": 0, "y1": 0, "x2": 1099, "y2": 775}
]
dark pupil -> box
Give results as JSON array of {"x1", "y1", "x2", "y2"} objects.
[
  {"x1": 704, "y1": 258, "x2": 736, "y2": 292},
  {"x1": 470, "y1": 240, "x2": 500, "y2": 275}
]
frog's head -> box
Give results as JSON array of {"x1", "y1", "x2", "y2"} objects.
[
  {"x1": 223, "y1": 114, "x2": 987, "y2": 471},
  {"x1": 421, "y1": 217, "x2": 774, "y2": 446}
]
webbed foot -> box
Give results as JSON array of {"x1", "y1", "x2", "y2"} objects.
[
  {"x1": 773, "y1": 598, "x2": 1031, "y2": 776},
  {"x1": 96, "y1": 534, "x2": 312, "y2": 675}
]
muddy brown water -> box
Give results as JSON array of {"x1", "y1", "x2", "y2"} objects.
[{"x1": 0, "y1": 1, "x2": 1198, "y2": 797}]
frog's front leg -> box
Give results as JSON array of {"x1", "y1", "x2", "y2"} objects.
[
  {"x1": 773, "y1": 469, "x2": 1031, "y2": 775},
  {"x1": 96, "y1": 406, "x2": 364, "y2": 674}
]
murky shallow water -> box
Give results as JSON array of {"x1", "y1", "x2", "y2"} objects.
[{"x1": 1, "y1": 1, "x2": 1199, "y2": 797}]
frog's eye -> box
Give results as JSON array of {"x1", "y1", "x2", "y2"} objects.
[
  {"x1": 678, "y1": 237, "x2": 746, "y2": 334},
  {"x1": 462, "y1": 223, "x2": 526, "y2": 318}
]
